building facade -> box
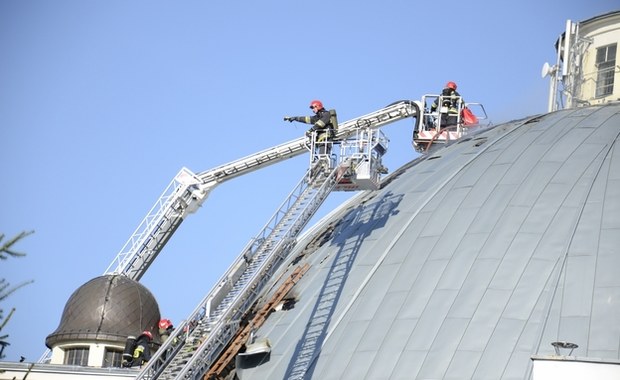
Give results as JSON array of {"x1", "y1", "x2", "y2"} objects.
[{"x1": 546, "y1": 11, "x2": 620, "y2": 111}]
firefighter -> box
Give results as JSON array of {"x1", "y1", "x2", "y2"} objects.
[
  {"x1": 122, "y1": 330, "x2": 153, "y2": 367},
  {"x1": 430, "y1": 81, "x2": 464, "y2": 128},
  {"x1": 284, "y1": 100, "x2": 336, "y2": 155},
  {"x1": 156, "y1": 318, "x2": 178, "y2": 365},
  {"x1": 158, "y1": 318, "x2": 175, "y2": 344}
]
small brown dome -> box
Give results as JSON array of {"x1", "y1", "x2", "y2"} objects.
[{"x1": 46, "y1": 274, "x2": 160, "y2": 348}]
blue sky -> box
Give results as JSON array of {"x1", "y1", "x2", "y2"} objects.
[{"x1": 1, "y1": 1, "x2": 616, "y2": 363}]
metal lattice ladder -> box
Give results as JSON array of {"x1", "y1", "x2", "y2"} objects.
[
  {"x1": 135, "y1": 159, "x2": 348, "y2": 380},
  {"x1": 104, "y1": 168, "x2": 206, "y2": 281}
]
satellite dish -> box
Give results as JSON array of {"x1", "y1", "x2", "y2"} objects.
[{"x1": 541, "y1": 62, "x2": 556, "y2": 78}]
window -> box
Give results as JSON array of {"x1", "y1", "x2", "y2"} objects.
[
  {"x1": 64, "y1": 347, "x2": 89, "y2": 366},
  {"x1": 595, "y1": 43, "x2": 617, "y2": 97},
  {"x1": 103, "y1": 348, "x2": 124, "y2": 367}
]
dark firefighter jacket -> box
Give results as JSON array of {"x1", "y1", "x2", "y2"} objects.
[{"x1": 294, "y1": 108, "x2": 334, "y2": 140}]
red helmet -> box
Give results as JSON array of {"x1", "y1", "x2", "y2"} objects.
[
  {"x1": 446, "y1": 81, "x2": 457, "y2": 90},
  {"x1": 309, "y1": 100, "x2": 323, "y2": 110},
  {"x1": 158, "y1": 319, "x2": 172, "y2": 330},
  {"x1": 141, "y1": 330, "x2": 153, "y2": 340}
]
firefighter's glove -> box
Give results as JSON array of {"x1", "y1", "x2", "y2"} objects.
[{"x1": 284, "y1": 116, "x2": 296, "y2": 122}]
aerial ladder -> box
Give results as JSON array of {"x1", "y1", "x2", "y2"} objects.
[{"x1": 38, "y1": 95, "x2": 489, "y2": 368}]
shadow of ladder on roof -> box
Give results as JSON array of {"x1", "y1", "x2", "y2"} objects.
[{"x1": 284, "y1": 190, "x2": 403, "y2": 380}]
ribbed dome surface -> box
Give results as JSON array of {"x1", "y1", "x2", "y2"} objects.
[
  {"x1": 45, "y1": 274, "x2": 160, "y2": 348},
  {"x1": 238, "y1": 102, "x2": 620, "y2": 379}
]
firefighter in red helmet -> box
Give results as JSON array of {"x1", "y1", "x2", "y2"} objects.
[
  {"x1": 158, "y1": 318, "x2": 175, "y2": 344},
  {"x1": 122, "y1": 330, "x2": 153, "y2": 368},
  {"x1": 283, "y1": 100, "x2": 336, "y2": 155},
  {"x1": 430, "y1": 81, "x2": 464, "y2": 127}
]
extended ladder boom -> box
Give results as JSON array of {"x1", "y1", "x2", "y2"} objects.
[
  {"x1": 104, "y1": 100, "x2": 419, "y2": 282},
  {"x1": 194, "y1": 100, "x2": 420, "y2": 185}
]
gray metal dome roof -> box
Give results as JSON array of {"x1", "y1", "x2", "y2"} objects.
[
  {"x1": 237, "y1": 102, "x2": 620, "y2": 379},
  {"x1": 45, "y1": 274, "x2": 161, "y2": 348}
]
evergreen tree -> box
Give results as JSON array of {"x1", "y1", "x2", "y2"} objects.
[{"x1": 0, "y1": 231, "x2": 34, "y2": 359}]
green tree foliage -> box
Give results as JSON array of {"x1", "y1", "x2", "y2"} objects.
[{"x1": 0, "y1": 231, "x2": 35, "y2": 359}]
